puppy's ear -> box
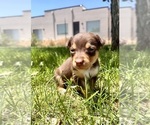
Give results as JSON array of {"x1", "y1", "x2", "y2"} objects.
[
  {"x1": 66, "y1": 37, "x2": 73, "y2": 48},
  {"x1": 95, "y1": 35, "x2": 105, "y2": 47}
]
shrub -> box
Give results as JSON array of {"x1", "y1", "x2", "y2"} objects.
[{"x1": 0, "y1": 33, "x2": 11, "y2": 46}]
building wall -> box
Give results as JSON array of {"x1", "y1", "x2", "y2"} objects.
[
  {"x1": 120, "y1": 7, "x2": 137, "y2": 44},
  {"x1": 0, "y1": 6, "x2": 137, "y2": 45},
  {"x1": 32, "y1": 5, "x2": 111, "y2": 44},
  {"x1": 0, "y1": 10, "x2": 31, "y2": 42},
  {"x1": 81, "y1": 8, "x2": 110, "y2": 40}
]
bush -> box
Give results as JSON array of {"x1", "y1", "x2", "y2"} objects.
[
  {"x1": 0, "y1": 33, "x2": 11, "y2": 46},
  {"x1": 31, "y1": 34, "x2": 39, "y2": 46}
]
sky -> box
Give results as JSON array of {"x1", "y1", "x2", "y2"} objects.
[
  {"x1": 0, "y1": 0, "x2": 31, "y2": 17},
  {"x1": 0, "y1": 0, "x2": 136, "y2": 17}
]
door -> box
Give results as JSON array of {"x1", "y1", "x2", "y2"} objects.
[{"x1": 73, "y1": 22, "x2": 80, "y2": 35}]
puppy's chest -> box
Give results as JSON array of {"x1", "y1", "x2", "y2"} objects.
[{"x1": 73, "y1": 66, "x2": 99, "y2": 78}]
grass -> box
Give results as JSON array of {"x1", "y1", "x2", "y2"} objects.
[
  {"x1": 0, "y1": 45, "x2": 149, "y2": 125},
  {"x1": 31, "y1": 46, "x2": 119, "y2": 125},
  {"x1": 120, "y1": 46, "x2": 150, "y2": 124},
  {"x1": 0, "y1": 47, "x2": 31, "y2": 125}
]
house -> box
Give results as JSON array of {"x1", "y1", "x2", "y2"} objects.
[
  {"x1": 0, "y1": 10, "x2": 31, "y2": 46},
  {"x1": 120, "y1": 7, "x2": 137, "y2": 44},
  {"x1": 32, "y1": 5, "x2": 111, "y2": 44},
  {"x1": 0, "y1": 5, "x2": 136, "y2": 46}
]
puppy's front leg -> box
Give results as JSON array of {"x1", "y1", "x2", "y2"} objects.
[
  {"x1": 54, "y1": 68, "x2": 67, "y2": 94},
  {"x1": 84, "y1": 77, "x2": 97, "y2": 98},
  {"x1": 89, "y1": 76, "x2": 97, "y2": 92},
  {"x1": 54, "y1": 57, "x2": 73, "y2": 94}
]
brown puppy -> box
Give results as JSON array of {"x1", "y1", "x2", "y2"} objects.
[{"x1": 54, "y1": 32, "x2": 104, "y2": 97}]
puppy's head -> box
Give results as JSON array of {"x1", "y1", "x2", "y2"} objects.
[{"x1": 67, "y1": 32, "x2": 104, "y2": 70}]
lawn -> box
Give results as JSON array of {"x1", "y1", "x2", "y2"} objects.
[
  {"x1": 0, "y1": 45, "x2": 149, "y2": 125},
  {"x1": 120, "y1": 46, "x2": 150, "y2": 124},
  {"x1": 0, "y1": 47, "x2": 31, "y2": 125},
  {"x1": 31, "y1": 46, "x2": 119, "y2": 125}
]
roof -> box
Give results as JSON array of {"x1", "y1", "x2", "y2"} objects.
[
  {"x1": 44, "y1": 5, "x2": 111, "y2": 12},
  {"x1": 0, "y1": 10, "x2": 31, "y2": 18},
  {"x1": 120, "y1": 6, "x2": 135, "y2": 9},
  {"x1": 23, "y1": 10, "x2": 31, "y2": 12},
  {"x1": 84, "y1": 6, "x2": 110, "y2": 11},
  {"x1": 45, "y1": 5, "x2": 84, "y2": 12},
  {"x1": 0, "y1": 15, "x2": 22, "y2": 18},
  {"x1": 31, "y1": 5, "x2": 110, "y2": 18},
  {"x1": 32, "y1": 15, "x2": 44, "y2": 18}
]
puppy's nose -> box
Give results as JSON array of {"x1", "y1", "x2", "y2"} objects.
[{"x1": 75, "y1": 58, "x2": 84, "y2": 66}]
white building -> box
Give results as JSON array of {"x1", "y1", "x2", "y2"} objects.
[
  {"x1": 120, "y1": 7, "x2": 137, "y2": 44},
  {"x1": 0, "y1": 10, "x2": 31, "y2": 46},
  {"x1": 0, "y1": 5, "x2": 136, "y2": 46},
  {"x1": 32, "y1": 5, "x2": 111, "y2": 44}
]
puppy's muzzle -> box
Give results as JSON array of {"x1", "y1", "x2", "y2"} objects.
[{"x1": 75, "y1": 57, "x2": 84, "y2": 66}]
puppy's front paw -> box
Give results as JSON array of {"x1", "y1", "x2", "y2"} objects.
[{"x1": 58, "y1": 87, "x2": 67, "y2": 95}]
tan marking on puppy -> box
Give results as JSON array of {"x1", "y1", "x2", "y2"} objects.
[
  {"x1": 72, "y1": 42, "x2": 77, "y2": 50},
  {"x1": 85, "y1": 42, "x2": 99, "y2": 67},
  {"x1": 89, "y1": 51, "x2": 99, "y2": 66},
  {"x1": 85, "y1": 42, "x2": 91, "y2": 49}
]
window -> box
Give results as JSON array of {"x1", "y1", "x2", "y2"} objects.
[
  {"x1": 86, "y1": 20, "x2": 100, "y2": 33},
  {"x1": 33, "y1": 29, "x2": 43, "y2": 41},
  {"x1": 57, "y1": 24, "x2": 68, "y2": 35},
  {"x1": 3, "y1": 29, "x2": 20, "y2": 41}
]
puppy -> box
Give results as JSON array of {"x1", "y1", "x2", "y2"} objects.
[{"x1": 54, "y1": 32, "x2": 104, "y2": 97}]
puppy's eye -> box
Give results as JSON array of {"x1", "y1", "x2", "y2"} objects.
[
  {"x1": 86, "y1": 47, "x2": 96, "y2": 56},
  {"x1": 70, "y1": 49, "x2": 76, "y2": 54},
  {"x1": 88, "y1": 47, "x2": 95, "y2": 52}
]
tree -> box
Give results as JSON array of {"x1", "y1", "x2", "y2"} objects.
[
  {"x1": 104, "y1": 0, "x2": 150, "y2": 50},
  {"x1": 121, "y1": 0, "x2": 150, "y2": 50},
  {"x1": 103, "y1": 0, "x2": 119, "y2": 51},
  {"x1": 110, "y1": 0, "x2": 119, "y2": 51},
  {"x1": 135, "y1": 0, "x2": 150, "y2": 50}
]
